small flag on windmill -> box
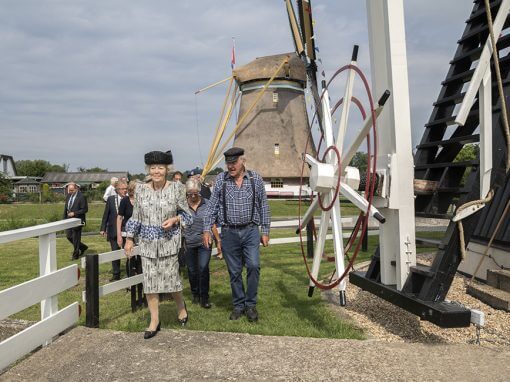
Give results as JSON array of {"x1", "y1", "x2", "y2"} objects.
[{"x1": 231, "y1": 37, "x2": 236, "y2": 70}]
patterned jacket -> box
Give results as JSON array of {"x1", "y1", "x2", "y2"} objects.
[{"x1": 126, "y1": 182, "x2": 192, "y2": 258}]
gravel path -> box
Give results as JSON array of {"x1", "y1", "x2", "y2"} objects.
[{"x1": 324, "y1": 254, "x2": 510, "y2": 348}]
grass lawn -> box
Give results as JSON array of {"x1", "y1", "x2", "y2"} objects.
[
  {"x1": 0, "y1": 199, "x2": 360, "y2": 232},
  {"x1": 0, "y1": 233, "x2": 397, "y2": 339},
  {"x1": 0, "y1": 200, "x2": 442, "y2": 339},
  {"x1": 0, "y1": 202, "x2": 106, "y2": 232}
]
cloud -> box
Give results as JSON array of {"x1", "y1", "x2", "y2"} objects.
[{"x1": 0, "y1": 0, "x2": 475, "y2": 173}]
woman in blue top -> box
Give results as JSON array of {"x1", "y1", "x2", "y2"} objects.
[{"x1": 183, "y1": 178, "x2": 221, "y2": 309}]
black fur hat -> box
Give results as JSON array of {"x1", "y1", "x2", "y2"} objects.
[{"x1": 144, "y1": 150, "x2": 173, "y2": 165}]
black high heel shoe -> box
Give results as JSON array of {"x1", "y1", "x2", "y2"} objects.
[
  {"x1": 144, "y1": 322, "x2": 161, "y2": 339},
  {"x1": 178, "y1": 302, "x2": 188, "y2": 326}
]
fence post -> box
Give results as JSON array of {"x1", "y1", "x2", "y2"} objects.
[
  {"x1": 39, "y1": 232, "x2": 57, "y2": 346},
  {"x1": 85, "y1": 254, "x2": 99, "y2": 328}
]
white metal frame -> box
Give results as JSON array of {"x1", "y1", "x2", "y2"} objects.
[{"x1": 0, "y1": 219, "x2": 82, "y2": 371}]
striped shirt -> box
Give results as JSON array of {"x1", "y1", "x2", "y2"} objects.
[
  {"x1": 203, "y1": 170, "x2": 271, "y2": 235},
  {"x1": 183, "y1": 198, "x2": 210, "y2": 248}
]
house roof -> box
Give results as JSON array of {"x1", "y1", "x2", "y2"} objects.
[
  {"x1": 15, "y1": 177, "x2": 41, "y2": 185},
  {"x1": 41, "y1": 172, "x2": 128, "y2": 183}
]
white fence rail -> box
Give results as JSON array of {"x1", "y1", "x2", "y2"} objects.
[{"x1": 0, "y1": 219, "x2": 82, "y2": 371}]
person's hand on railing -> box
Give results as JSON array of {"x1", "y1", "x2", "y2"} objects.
[{"x1": 124, "y1": 238, "x2": 134, "y2": 258}]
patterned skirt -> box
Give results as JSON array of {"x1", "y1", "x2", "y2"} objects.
[{"x1": 141, "y1": 255, "x2": 183, "y2": 294}]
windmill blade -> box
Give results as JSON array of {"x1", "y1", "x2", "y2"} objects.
[
  {"x1": 285, "y1": 0, "x2": 305, "y2": 56},
  {"x1": 293, "y1": 0, "x2": 323, "y2": 136},
  {"x1": 298, "y1": 0, "x2": 316, "y2": 61}
]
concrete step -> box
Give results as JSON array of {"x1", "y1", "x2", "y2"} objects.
[
  {"x1": 487, "y1": 269, "x2": 510, "y2": 293},
  {"x1": 467, "y1": 282, "x2": 510, "y2": 311}
]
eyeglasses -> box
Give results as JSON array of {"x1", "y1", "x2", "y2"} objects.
[{"x1": 186, "y1": 192, "x2": 199, "y2": 197}]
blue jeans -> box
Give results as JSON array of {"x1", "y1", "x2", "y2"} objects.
[
  {"x1": 221, "y1": 225, "x2": 260, "y2": 310},
  {"x1": 185, "y1": 245, "x2": 211, "y2": 299}
]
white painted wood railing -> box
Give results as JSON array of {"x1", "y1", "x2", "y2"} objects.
[{"x1": 0, "y1": 219, "x2": 82, "y2": 371}]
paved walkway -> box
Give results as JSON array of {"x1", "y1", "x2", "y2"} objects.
[{"x1": 2, "y1": 326, "x2": 509, "y2": 381}]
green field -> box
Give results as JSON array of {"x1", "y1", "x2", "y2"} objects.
[
  {"x1": 0, "y1": 199, "x2": 360, "y2": 232},
  {"x1": 0, "y1": 201, "x2": 441, "y2": 339},
  {"x1": 0, "y1": 235, "x2": 371, "y2": 339}
]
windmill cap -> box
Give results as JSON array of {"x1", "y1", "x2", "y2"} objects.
[{"x1": 224, "y1": 147, "x2": 244, "y2": 163}]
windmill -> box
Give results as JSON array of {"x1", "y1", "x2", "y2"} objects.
[
  {"x1": 198, "y1": 4, "x2": 319, "y2": 198},
  {"x1": 231, "y1": 53, "x2": 316, "y2": 197}
]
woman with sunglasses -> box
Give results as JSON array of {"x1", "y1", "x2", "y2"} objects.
[{"x1": 183, "y1": 177, "x2": 221, "y2": 308}]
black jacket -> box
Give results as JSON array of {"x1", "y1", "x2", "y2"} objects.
[
  {"x1": 64, "y1": 191, "x2": 88, "y2": 223},
  {"x1": 100, "y1": 194, "x2": 121, "y2": 240}
]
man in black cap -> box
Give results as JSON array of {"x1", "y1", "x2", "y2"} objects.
[{"x1": 203, "y1": 147, "x2": 270, "y2": 322}]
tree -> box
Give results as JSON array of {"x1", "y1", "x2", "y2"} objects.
[
  {"x1": 128, "y1": 172, "x2": 146, "y2": 181},
  {"x1": 210, "y1": 167, "x2": 224, "y2": 175},
  {"x1": 41, "y1": 183, "x2": 54, "y2": 203},
  {"x1": 15, "y1": 160, "x2": 67, "y2": 177},
  {"x1": 0, "y1": 173, "x2": 13, "y2": 203},
  {"x1": 349, "y1": 151, "x2": 368, "y2": 173},
  {"x1": 77, "y1": 166, "x2": 108, "y2": 173},
  {"x1": 455, "y1": 143, "x2": 479, "y2": 184},
  {"x1": 454, "y1": 143, "x2": 479, "y2": 162}
]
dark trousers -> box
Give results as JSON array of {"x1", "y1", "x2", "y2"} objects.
[
  {"x1": 221, "y1": 225, "x2": 260, "y2": 310},
  {"x1": 185, "y1": 245, "x2": 212, "y2": 299},
  {"x1": 108, "y1": 238, "x2": 121, "y2": 277},
  {"x1": 66, "y1": 226, "x2": 86, "y2": 257}
]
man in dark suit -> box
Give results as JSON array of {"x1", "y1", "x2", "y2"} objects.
[
  {"x1": 64, "y1": 182, "x2": 88, "y2": 260},
  {"x1": 100, "y1": 179, "x2": 128, "y2": 281}
]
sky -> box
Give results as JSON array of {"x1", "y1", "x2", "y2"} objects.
[{"x1": 0, "y1": 1, "x2": 474, "y2": 174}]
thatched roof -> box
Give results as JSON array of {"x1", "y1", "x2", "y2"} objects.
[{"x1": 233, "y1": 53, "x2": 306, "y2": 84}]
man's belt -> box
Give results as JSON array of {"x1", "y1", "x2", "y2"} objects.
[{"x1": 223, "y1": 222, "x2": 255, "y2": 229}]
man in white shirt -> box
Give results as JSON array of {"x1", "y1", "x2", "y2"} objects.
[{"x1": 103, "y1": 177, "x2": 119, "y2": 202}]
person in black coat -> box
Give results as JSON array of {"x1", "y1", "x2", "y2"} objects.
[
  {"x1": 100, "y1": 179, "x2": 128, "y2": 280},
  {"x1": 64, "y1": 182, "x2": 88, "y2": 260}
]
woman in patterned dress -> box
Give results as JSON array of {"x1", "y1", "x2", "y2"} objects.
[{"x1": 124, "y1": 150, "x2": 192, "y2": 339}]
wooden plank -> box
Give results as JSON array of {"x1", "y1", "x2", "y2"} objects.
[
  {"x1": 269, "y1": 230, "x2": 379, "y2": 245},
  {"x1": 81, "y1": 247, "x2": 140, "y2": 268},
  {"x1": 0, "y1": 219, "x2": 82, "y2": 244},
  {"x1": 0, "y1": 303, "x2": 79, "y2": 371},
  {"x1": 414, "y1": 179, "x2": 439, "y2": 195},
  {"x1": 0, "y1": 265, "x2": 78, "y2": 321},
  {"x1": 99, "y1": 274, "x2": 144, "y2": 297}
]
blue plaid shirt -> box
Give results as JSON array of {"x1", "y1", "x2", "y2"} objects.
[{"x1": 204, "y1": 170, "x2": 271, "y2": 235}]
